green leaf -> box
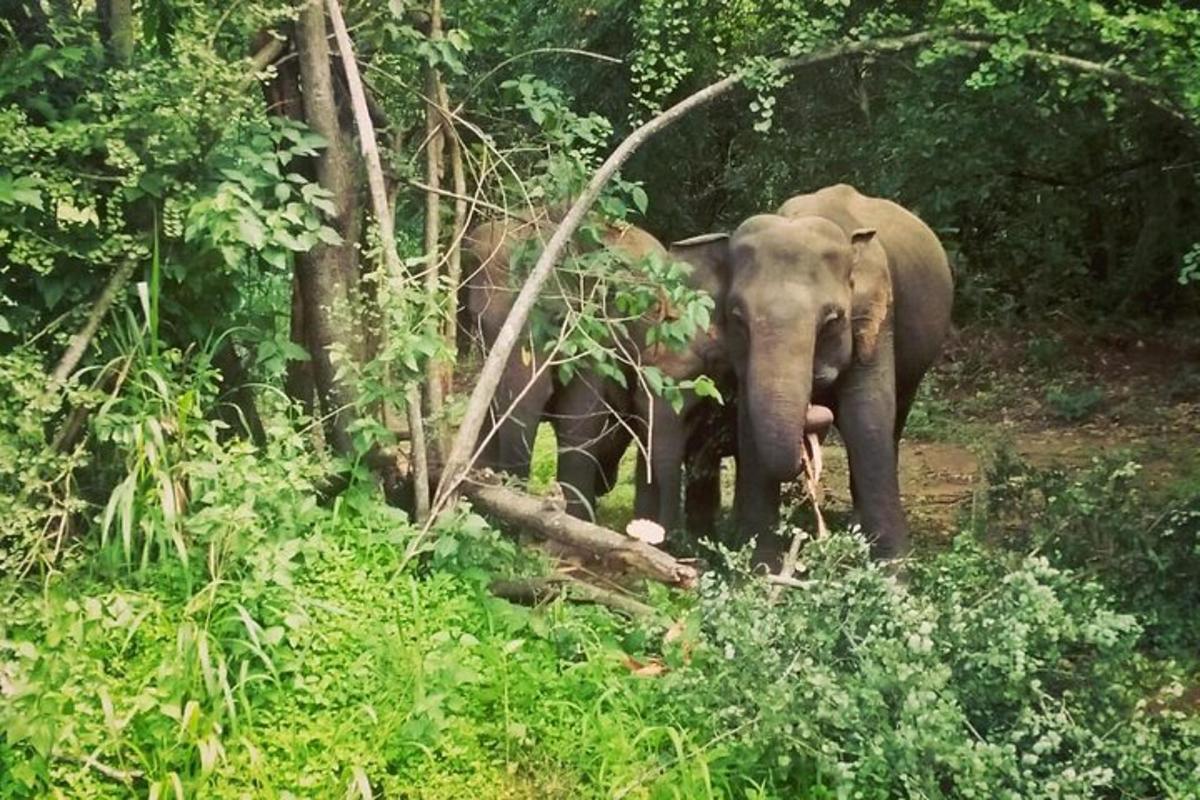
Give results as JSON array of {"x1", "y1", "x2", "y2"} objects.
[
  {"x1": 631, "y1": 185, "x2": 649, "y2": 214},
  {"x1": 235, "y1": 212, "x2": 267, "y2": 250}
]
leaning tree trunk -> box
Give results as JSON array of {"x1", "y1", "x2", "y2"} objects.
[{"x1": 294, "y1": 0, "x2": 364, "y2": 456}]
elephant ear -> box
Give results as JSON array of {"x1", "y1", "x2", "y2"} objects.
[
  {"x1": 668, "y1": 232, "x2": 731, "y2": 306},
  {"x1": 848, "y1": 228, "x2": 892, "y2": 364},
  {"x1": 668, "y1": 232, "x2": 732, "y2": 365}
]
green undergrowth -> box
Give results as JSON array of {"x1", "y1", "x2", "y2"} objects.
[
  {"x1": 5, "y1": 472, "x2": 1200, "y2": 797},
  {"x1": 3, "y1": 355, "x2": 1200, "y2": 798}
]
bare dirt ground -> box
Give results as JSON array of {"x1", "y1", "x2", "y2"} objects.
[{"x1": 816, "y1": 324, "x2": 1200, "y2": 538}]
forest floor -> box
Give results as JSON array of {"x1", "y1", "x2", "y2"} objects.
[{"x1": 839, "y1": 323, "x2": 1200, "y2": 539}]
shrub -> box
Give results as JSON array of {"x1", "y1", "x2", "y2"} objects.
[{"x1": 648, "y1": 533, "x2": 1200, "y2": 798}]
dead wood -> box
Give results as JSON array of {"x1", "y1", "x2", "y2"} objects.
[
  {"x1": 489, "y1": 574, "x2": 658, "y2": 618},
  {"x1": 461, "y1": 474, "x2": 698, "y2": 588}
]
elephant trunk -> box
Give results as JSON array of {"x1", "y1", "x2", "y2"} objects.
[{"x1": 746, "y1": 334, "x2": 819, "y2": 483}]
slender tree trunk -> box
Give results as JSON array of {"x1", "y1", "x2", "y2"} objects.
[
  {"x1": 99, "y1": 0, "x2": 134, "y2": 65},
  {"x1": 421, "y1": 0, "x2": 448, "y2": 455},
  {"x1": 441, "y1": 82, "x2": 468, "y2": 391},
  {"x1": 295, "y1": 0, "x2": 363, "y2": 456},
  {"x1": 325, "y1": 0, "x2": 431, "y2": 520}
]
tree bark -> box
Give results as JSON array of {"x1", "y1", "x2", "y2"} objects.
[
  {"x1": 99, "y1": 0, "x2": 134, "y2": 65},
  {"x1": 440, "y1": 82, "x2": 468, "y2": 391},
  {"x1": 295, "y1": 0, "x2": 363, "y2": 456}
]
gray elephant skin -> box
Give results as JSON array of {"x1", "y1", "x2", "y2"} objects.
[
  {"x1": 462, "y1": 212, "x2": 720, "y2": 524},
  {"x1": 673, "y1": 183, "x2": 953, "y2": 562}
]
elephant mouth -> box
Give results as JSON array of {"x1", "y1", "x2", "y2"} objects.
[{"x1": 804, "y1": 404, "x2": 834, "y2": 440}]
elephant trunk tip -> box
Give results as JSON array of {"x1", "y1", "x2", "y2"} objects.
[
  {"x1": 805, "y1": 404, "x2": 834, "y2": 440},
  {"x1": 795, "y1": 404, "x2": 834, "y2": 473}
]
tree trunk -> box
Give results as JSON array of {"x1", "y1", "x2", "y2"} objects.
[
  {"x1": 441, "y1": 81, "x2": 468, "y2": 392},
  {"x1": 325, "y1": 0, "x2": 431, "y2": 519},
  {"x1": 295, "y1": 0, "x2": 363, "y2": 456},
  {"x1": 422, "y1": 0, "x2": 448, "y2": 455},
  {"x1": 99, "y1": 0, "x2": 134, "y2": 65}
]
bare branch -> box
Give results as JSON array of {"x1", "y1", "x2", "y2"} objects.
[
  {"x1": 47, "y1": 258, "x2": 136, "y2": 394},
  {"x1": 489, "y1": 574, "x2": 659, "y2": 618}
]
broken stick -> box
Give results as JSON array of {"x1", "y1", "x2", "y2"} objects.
[{"x1": 489, "y1": 574, "x2": 658, "y2": 618}]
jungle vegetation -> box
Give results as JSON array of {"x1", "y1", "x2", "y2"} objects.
[{"x1": 1, "y1": 0, "x2": 1199, "y2": 796}]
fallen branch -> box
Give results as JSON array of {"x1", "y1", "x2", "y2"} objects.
[
  {"x1": 489, "y1": 574, "x2": 658, "y2": 617},
  {"x1": 461, "y1": 474, "x2": 698, "y2": 588}
]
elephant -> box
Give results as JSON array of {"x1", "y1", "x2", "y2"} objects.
[
  {"x1": 631, "y1": 233, "x2": 736, "y2": 537},
  {"x1": 461, "y1": 210, "x2": 666, "y2": 520},
  {"x1": 671, "y1": 183, "x2": 953, "y2": 563}
]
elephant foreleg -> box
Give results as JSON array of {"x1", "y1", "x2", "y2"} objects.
[
  {"x1": 684, "y1": 447, "x2": 720, "y2": 538},
  {"x1": 836, "y1": 337, "x2": 908, "y2": 560},
  {"x1": 733, "y1": 401, "x2": 782, "y2": 559}
]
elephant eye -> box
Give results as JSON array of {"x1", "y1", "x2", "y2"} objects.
[{"x1": 822, "y1": 307, "x2": 845, "y2": 327}]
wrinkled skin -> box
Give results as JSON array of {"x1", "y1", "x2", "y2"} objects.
[
  {"x1": 686, "y1": 184, "x2": 953, "y2": 563},
  {"x1": 461, "y1": 212, "x2": 665, "y2": 520}
]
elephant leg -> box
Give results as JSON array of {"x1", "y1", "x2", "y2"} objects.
[
  {"x1": 596, "y1": 421, "x2": 633, "y2": 497},
  {"x1": 644, "y1": 400, "x2": 688, "y2": 531},
  {"x1": 490, "y1": 361, "x2": 553, "y2": 478},
  {"x1": 836, "y1": 339, "x2": 908, "y2": 561},
  {"x1": 552, "y1": 377, "x2": 624, "y2": 521},
  {"x1": 733, "y1": 402, "x2": 782, "y2": 558},
  {"x1": 892, "y1": 379, "x2": 920, "y2": 449},
  {"x1": 684, "y1": 446, "x2": 720, "y2": 538},
  {"x1": 633, "y1": 450, "x2": 658, "y2": 520}
]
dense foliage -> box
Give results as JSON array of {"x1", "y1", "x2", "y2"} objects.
[{"x1": 3, "y1": 0, "x2": 1200, "y2": 796}]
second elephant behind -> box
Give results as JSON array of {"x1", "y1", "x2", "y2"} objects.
[{"x1": 461, "y1": 211, "x2": 728, "y2": 525}]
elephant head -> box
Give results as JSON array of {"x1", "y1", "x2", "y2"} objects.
[{"x1": 678, "y1": 215, "x2": 888, "y2": 485}]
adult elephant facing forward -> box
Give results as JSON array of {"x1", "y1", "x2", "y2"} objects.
[{"x1": 674, "y1": 184, "x2": 952, "y2": 562}]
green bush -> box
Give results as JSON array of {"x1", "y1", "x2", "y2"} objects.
[
  {"x1": 650, "y1": 534, "x2": 1199, "y2": 798},
  {"x1": 1044, "y1": 384, "x2": 1105, "y2": 422},
  {"x1": 979, "y1": 450, "x2": 1200, "y2": 656}
]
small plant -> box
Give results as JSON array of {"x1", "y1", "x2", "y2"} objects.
[
  {"x1": 901, "y1": 378, "x2": 954, "y2": 440},
  {"x1": 1044, "y1": 382, "x2": 1104, "y2": 421},
  {"x1": 1025, "y1": 331, "x2": 1066, "y2": 369}
]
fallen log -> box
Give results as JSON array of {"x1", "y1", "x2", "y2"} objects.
[
  {"x1": 489, "y1": 574, "x2": 659, "y2": 618},
  {"x1": 460, "y1": 473, "x2": 698, "y2": 588}
]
